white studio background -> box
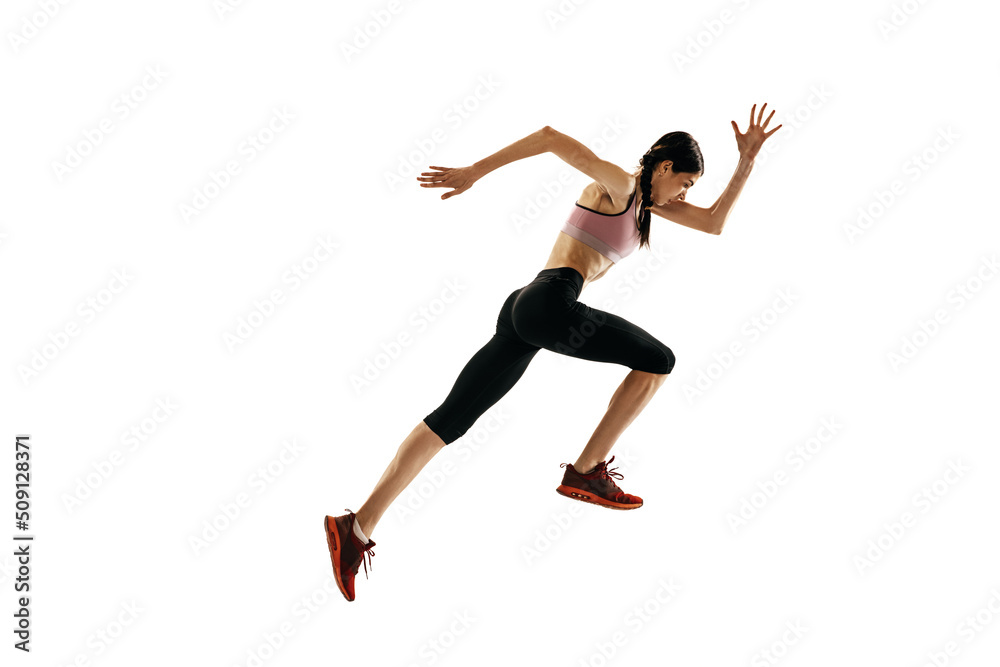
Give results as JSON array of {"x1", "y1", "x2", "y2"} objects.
[{"x1": 2, "y1": 0, "x2": 998, "y2": 665}]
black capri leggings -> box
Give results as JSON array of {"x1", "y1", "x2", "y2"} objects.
[{"x1": 423, "y1": 266, "x2": 675, "y2": 445}]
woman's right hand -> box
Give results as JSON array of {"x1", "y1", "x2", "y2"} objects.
[{"x1": 416, "y1": 165, "x2": 481, "y2": 200}]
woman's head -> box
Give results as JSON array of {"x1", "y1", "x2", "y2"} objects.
[{"x1": 634, "y1": 132, "x2": 704, "y2": 249}]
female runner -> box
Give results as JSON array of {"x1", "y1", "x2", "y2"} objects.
[{"x1": 326, "y1": 103, "x2": 781, "y2": 601}]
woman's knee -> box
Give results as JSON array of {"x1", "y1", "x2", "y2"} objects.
[
  {"x1": 637, "y1": 343, "x2": 675, "y2": 376},
  {"x1": 660, "y1": 345, "x2": 676, "y2": 374}
]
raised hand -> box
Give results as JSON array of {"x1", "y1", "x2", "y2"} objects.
[
  {"x1": 416, "y1": 165, "x2": 481, "y2": 200},
  {"x1": 731, "y1": 103, "x2": 782, "y2": 160}
]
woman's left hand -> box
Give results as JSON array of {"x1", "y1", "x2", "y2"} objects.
[{"x1": 731, "y1": 103, "x2": 782, "y2": 160}]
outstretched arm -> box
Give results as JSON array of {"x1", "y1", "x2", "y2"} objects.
[
  {"x1": 417, "y1": 125, "x2": 633, "y2": 200},
  {"x1": 473, "y1": 127, "x2": 551, "y2": 179},
  {"x1": 650, "y1": 103, "x2": 782, "y2": 235},
  {"x1": 416, "y1": 126, "x2": 550, "y2": 200}
]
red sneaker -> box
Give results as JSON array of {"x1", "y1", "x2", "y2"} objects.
[
  {"x1": 556, "y1": 455, "x2": 642, "y2": 510},
  {"x1": 324, "y1": 509, "x2": 376, "y2": 602}
]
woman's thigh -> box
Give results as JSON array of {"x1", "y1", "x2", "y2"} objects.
[{"x1": 511, "y1": 281, "x2": 675, "y2": 374}]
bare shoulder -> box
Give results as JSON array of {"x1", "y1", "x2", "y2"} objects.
[{"x1": 575, "y1": 180, "x2": 636, "y2": 214}]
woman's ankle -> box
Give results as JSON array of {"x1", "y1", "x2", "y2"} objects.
[{"x1": 354, "y1": 511, "x2": 375, "y2": 540}]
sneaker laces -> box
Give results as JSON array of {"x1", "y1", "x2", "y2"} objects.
[
  {"x1": 345, "y1": 508, "x2": 376, "y2": 579},
  {"x1": 562, "y1": 456, "x2": 625, "y2": 485},
  {"x1": 595, "y1": 456, "x2": 630, "y2": 501},
  {"x1": 599, "y1": 456, "x2": 624, "y2": 484},
  {"x1": 561, "y1": 456, "x2": 637, "y2": 503},
  {"x1": 358, "y1": 543, "x2": 375, "y2": 579}
]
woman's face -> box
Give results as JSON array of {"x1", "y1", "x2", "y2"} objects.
[{"x1": 651, "y1": 161, "x2": 699, "y2": 206}]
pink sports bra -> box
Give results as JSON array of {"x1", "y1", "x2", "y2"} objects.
[{"x1": 559, "y1": 188, "x2": 640, "y2": 263}]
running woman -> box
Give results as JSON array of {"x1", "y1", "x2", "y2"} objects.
[{"x1": 326, "y1": 103, "x2": 782, "y2": 601}]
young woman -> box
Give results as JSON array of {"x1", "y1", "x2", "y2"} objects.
[{"x1": 326, "y1": 103, "x2": 782, "y2": 601}]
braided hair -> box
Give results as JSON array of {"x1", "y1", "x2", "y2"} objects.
[{"x1": 633, "y1": 132, "x2": 704, "y2": 250}]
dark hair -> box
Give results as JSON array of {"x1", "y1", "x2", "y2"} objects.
[{"x1": 634, "y1": 132, "x2": 704, "y2": 250}]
